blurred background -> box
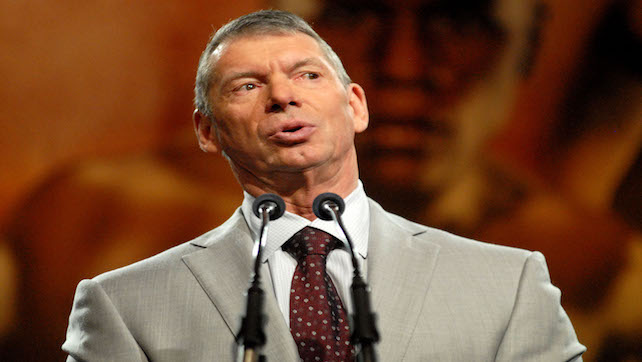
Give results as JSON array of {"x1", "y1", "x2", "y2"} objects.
[{"x1": 0, "y1": 0, "x2": 640, "y2": 360}]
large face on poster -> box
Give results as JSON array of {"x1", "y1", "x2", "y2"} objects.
[{"x1": 298, "y1": 0, "x2": 535, "y2": 227}]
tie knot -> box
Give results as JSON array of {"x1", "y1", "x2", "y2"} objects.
[{"x1": 283, "y1": 227, "x2": 340, "y2": 260}]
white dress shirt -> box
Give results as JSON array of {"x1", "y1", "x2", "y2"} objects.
[{"x1": 241, "y1": 181, "x2": 370, "y2": 326}]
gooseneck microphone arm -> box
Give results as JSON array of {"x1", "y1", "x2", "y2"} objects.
[
  {"x1": 237, "y1": 194, "x2": 285, "y2": 362},
  {"x1": 312, "y1": 193, "x2": 380, "y2": 362}
]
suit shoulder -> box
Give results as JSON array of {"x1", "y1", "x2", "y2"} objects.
[
  {"x1": 93, "y1": 241, "x2": 197, "y2": 285},
  {"x1": 90, "y1": 210, "x2": 245, "y2": 292},
  {"x1": 371, "y1": 199, "x2": 533, "y2": 264},
  {"x1": 420, "y1": 227, "x2": 531, "y2": 261},
  {"x1": 91, "y1": 226, "x2": 223, "y2": 290}
]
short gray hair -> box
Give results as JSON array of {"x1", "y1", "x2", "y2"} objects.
[{"x1": 194, "y1": 9, "x2": 351, "y2": 120}]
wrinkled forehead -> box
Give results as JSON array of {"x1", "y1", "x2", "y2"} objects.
[
  {"x1": 211, "y1": 30, "x2": 289, "y2": 64},
  {"x1": 208, "y1": 31, "x2": 328, "y2": 78},
  {"x1": 216, "y1": 30, "x2": 319, "y2": 60}
]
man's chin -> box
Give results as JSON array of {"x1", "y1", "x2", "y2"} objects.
[{"x1": 268, "y1": 157, "x2": 328, "y2": 175}]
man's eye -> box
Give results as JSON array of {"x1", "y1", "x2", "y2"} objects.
[
  {"x1": 240, "y1": 83, "x2": 256, "y2": 91},
  {"x1": 304, "y1": 73, "x2": 320, "y2": 80}
]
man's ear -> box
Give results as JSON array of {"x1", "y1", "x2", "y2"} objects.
[
  {"x1": 348, "y1": 83, "x2": 369, "y2": 133},
  {"x1": 193, "y1": 109, "x2": 220, "y2": 153}
]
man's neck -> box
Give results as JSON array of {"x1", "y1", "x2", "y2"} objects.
[{"x1": 235, "y1": 155, "x2": 360, "y2": 221}]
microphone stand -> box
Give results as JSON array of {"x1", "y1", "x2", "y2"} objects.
[
  {"x1": 237, "y1": 194, "x2": 285, "y2": 362},
  {"x1": 314, "y1": 193, "x2": 380, "y2": 362}
]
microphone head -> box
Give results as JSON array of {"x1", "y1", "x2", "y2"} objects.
[
  {"x1": 312, "y1": 192, "x2": 345, "y2": 221},
  {"x1": 252, "y1": 193, "x2": 286, "y2": 220}
]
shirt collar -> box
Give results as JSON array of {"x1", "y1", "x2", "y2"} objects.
[{"x1": 241, "y1": 180, "x2": 370, "y2": 263}]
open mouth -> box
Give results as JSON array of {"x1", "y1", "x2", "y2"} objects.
[{"x1": 269, "y1": 123, "x2": 316, "y2": 144}]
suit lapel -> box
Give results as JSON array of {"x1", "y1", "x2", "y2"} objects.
[
  {"x1": 367, "y1": 200, "x2": 441, "y2": 361},
  {"x1": 182, "y1": 210, "x2": 298, "y2": 360}
]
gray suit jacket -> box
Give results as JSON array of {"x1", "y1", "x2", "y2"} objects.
[{"x1": 63, "y1": 199, "x2": 585, "y2": 361}]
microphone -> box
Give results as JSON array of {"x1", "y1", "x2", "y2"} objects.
[
  {"x1": 312, "y1": 192, "x2": 345, "y2": 221},
  {"x1": 312, "y1": 193, "x2": 358, "y2": 273},
  {"x1": 237, "y1": 193, "x2": 285, "y2": 362},
  {"x1": 312, "y1": 193, "x2": 380, "y2": 362},
  {"x1": 253, "y1": 193, "x2": 286, "y2": 220},
  {"x1": 251, "y1": 193, "x2": 286, "y2": 279}
]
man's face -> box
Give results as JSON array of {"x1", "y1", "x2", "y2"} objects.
[{"x1": 202, "y1": 33, "x2": 368, "y2": 178}]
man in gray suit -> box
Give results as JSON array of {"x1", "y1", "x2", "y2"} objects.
[{"x1": 63, "y1": 10, "x2": 585, "y2": 361}]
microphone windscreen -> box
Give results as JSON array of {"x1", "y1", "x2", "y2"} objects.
[
  {"x1": 253, "y1": 193, "x2": 286, "y2": 220},
  {"x1": 312, "y1": 192, "x2": 345, "y2": 220}
]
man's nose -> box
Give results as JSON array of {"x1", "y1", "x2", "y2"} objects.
[{"x1": 267, "y1": 76, "x2": 299, "y2": 112}]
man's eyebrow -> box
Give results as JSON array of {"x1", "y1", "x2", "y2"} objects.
[{"x1": 290, "y1": 58, "x2": 327, "y2": 71}]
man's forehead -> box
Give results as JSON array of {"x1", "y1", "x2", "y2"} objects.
[
  {"x1": 209, "y1": 32, "x2": 327, "y2": 77},
  {"x1": 212, "y1": 32, "x2": 320, "y2": 63}
]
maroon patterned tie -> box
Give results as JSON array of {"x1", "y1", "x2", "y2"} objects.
[{"x1": 283, "y1": 226, "x2": 353, "y2": 361}]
